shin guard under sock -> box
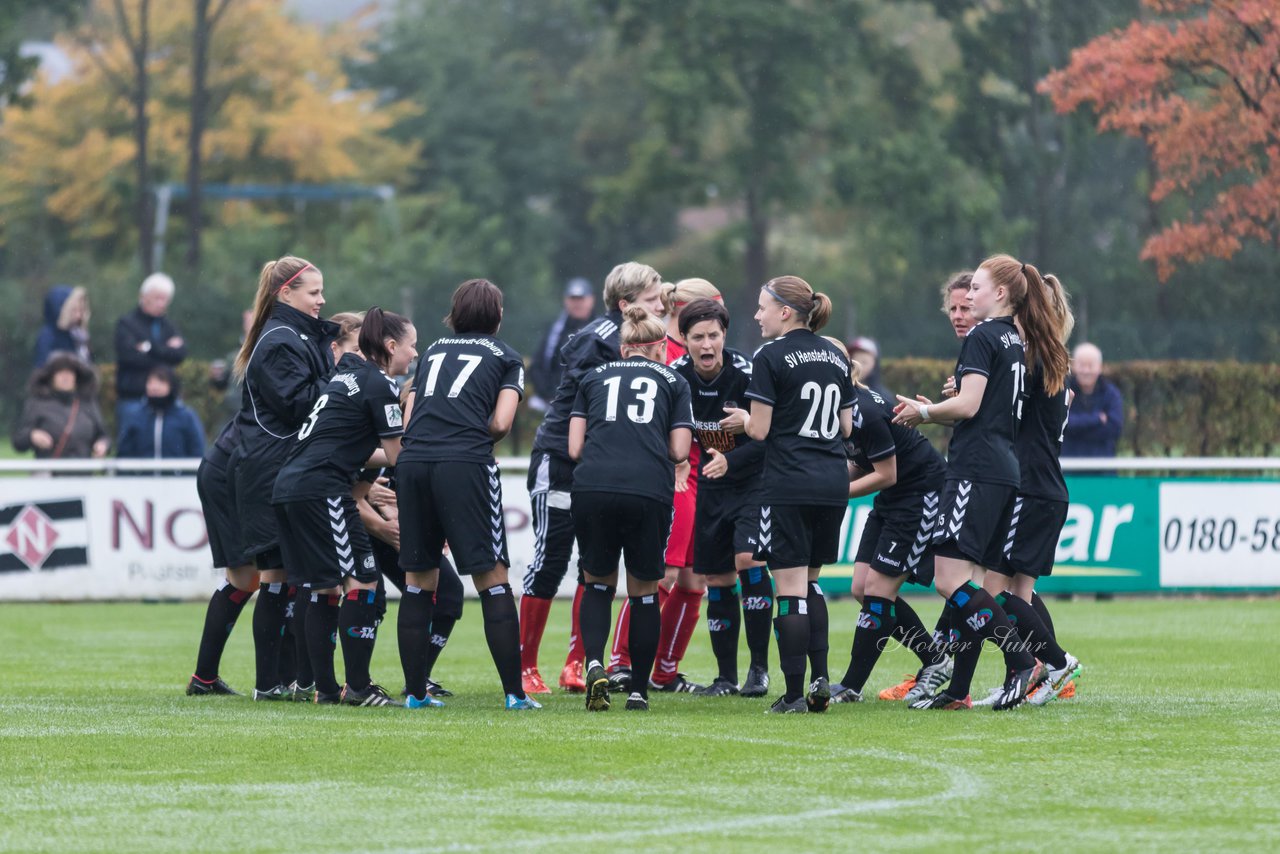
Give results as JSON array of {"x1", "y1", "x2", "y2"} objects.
[
  {"x1": 398, "y1": 585, "x2": 436, "y2": 700},
  {"x1": 706, "y1": 586, "x2": 741, "y2": 684},
  {"x1": 423, "y1": 614, "x2": 457, "y2": 680},
  {"x1": 774, "y1": 595, "x2": 809, "y2": 700},
  {"x1": 890, "y1": 596, "x2": 938, "y2": 666},
  {"x1": 251, "y1": 582, "x2": 289, "y2": 691},
  {"x1": 480, "y1": 583, "x2": 524, "y2": 697},
  {"x1": 306, "y1": 592, "x2": 341, "y2": 696},
  {"x1": 806, "y1": 582, "x2": 829, "y2": 682},
  {"x1": 947, "y1": 582, "x2": 1034, "y2": 672},
  {"x1": 517, "y1": 594, "x2": 552, "y2": 670},
  {"x1": 997, "y1": 591, "x2": 1067, "y2": 668},
  {"x1": 580, "y1": 582, "x2": 616, "y2": 667},
  {"x1": 338, "y1": 589, "x2": 380, "y2": 691},
  {"x1": 290, "y1": 586, "x2": 312, "y2": 687},
  {"x1": 738, "y1": 566, "x2": 773, "y2": 669},
  {"x1": 628, "y1": 593, "x2": 661, "y2": 698},
  {"x1": 1031, "y1": 590, "x2": 1057, "y2": 637},
  {"x1": 653, "y1": 586, "x2": 703, "y2": 685},
  {"x1": 841, "y1": 595, "x2": 897, "y2": 693},
  {"x1": 194, "y1": 580, "x2": 253, "y2": 680}
]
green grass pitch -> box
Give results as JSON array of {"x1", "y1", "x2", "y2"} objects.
[{"x1": 2, "y1": 597, "x2": 1278, "y2": 852}]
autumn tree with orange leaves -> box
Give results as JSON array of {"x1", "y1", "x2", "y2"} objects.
[{"x1": 1040, "y1": 0, "x2": 1280, "y2": 281}]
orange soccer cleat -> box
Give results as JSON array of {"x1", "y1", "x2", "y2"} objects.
[
  {"x1": 521, "y1": 667, "x2": 551, "y2": 695},
  {"x1": 559, "y1": 661, "x2": 586, "y2": 693},
  {"x1": 878, "y1": 674, "x2": 917, "y2": 702},
  {"x1": 1059, "y1": 679, "x2": 1077, "y2": 699}
]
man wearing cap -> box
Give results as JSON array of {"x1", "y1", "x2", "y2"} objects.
[
  {"x1": 114, "y1": 272, "x2": 187, "y2": 441},
  {"x1": 529, "y1": 277, "x2": 597, "y2": 413}
]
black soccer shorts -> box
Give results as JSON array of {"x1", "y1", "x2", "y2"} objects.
[
  {"x1": 693, "y1": 487, "x2": 759, "y2": 576},
  {"x1": 197, "y1": 456, "x2": 252, "y2": 570},
  {"x1": 853, "y1": 489, "x2": 940, "y2": 586},
  {"x1": 398, "y1": 460, "x2": 511, "y2": 576},
  {"x1": 997, "y1": 494, "x2": 1068, "y2": 579},
  {"x1": 571, "y1": 491, "x2": 672, "y2": 583},
  {"x1": 931, "y1": 478, "x2": 1018, "y2": 570},
  {"x1": 275, "y1": 495, "x2": 378, "y2": 590},
  {"x1": 755, "y1": 503, "x2": 846, "y2": 570}
]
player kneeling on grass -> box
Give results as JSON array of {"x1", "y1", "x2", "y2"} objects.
[
  {"x1": 669, "y1": 298, "x2": 772, "y2": 698},
  {"x1": 568, "y1": 307, "x2": 694, "y2": 712},
  {"x1": 396, "y1": 279, "x2": 539, "y2": 711},
  {"x1": 272, "y1": 307, "x2": 417, "y2": 707},
  {"x1": 825, "y1": 341, "x2": 951, "y2": 705}
]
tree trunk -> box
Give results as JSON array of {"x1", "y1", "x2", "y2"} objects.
[
  {"x1": 186, "y1": 0, "x2": 211, "y2": 275},
  {"x1": 738, "y1": 184, "x2": 770, "y2": 349},
  {"x1": 124, "y1": 0, "x2": 154, "y2": 274}
]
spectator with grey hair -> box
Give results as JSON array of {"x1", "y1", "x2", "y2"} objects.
[
  {"x1": 1063, "y1": 342, "x2": 1123, "y2": 458},
  {"x1": 114, "y1": 272, "x2": 187, "y2": 439}
]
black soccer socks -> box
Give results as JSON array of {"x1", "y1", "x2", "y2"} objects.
[
  {"x1": 480, "y1": 584, "x2": 524, "y2": 698},
  {"x1": 738, "y1": 567, "x2": 773, "y2": 670},
  {"x1": 306, "y1": 592, "x2": 341, "y2": 696},
  {"x1": 194, "y1": 580, "x2": 253, "y2": 681},
  {"x1": 774, "y1": 594, "x2": 809, "y2": 701},
  {"x1": 628, "y1": 593, "x2": 661, "y2": 699},
  {"x1": 806, "y1": 582, "x2": 830, "y2": 682},
  {"x1": 398, "y1": 585, "x2": 436, "y2": 701},
  {"x1": 252, "y1": 582, "x2": 290, "y2": 691},
  {"x1": 580, "y1": 582, "x2": 617, "y2": 667},
  {"x1": 706, "y1": 585, "x2": 741, "y2": 684},
  {"x1": 997, "y1": 591, "x2": 1067, "y2": 669},
  {"x1": 339, "y1": 589, "x2": 380, "y2": 692},
  {"x1": 841, "y1": 595, "x2": 897, "y2": 693}
]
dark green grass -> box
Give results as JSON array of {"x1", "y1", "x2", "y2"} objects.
[{"x1": 1, "y1": 597, "x2": 1278, "y2": 852}]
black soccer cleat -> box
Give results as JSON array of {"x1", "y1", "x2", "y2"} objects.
[
  {"x1": 424, "y1": 678, "x2": 453, "y2": 698},
  {"x1": 624, "y1": 692, "x2": 649, "y2": 712},
  {"x1": 806, "y1": 676, "x2": 831, "y2": 713},
  {"x1": 909, "y1": 691, "x2": 973, "y2": 711},
  {"x1": 340, "y1": 682, "x2": 398, "y2": 707},
  {"x1": 314, "y1": 689, "x2": 342, "y2": 705},
  {"x1": 740, "y1": 665, "x2": 770, "y2": 698},
  {"x1": 693, "y1": 677, "x2": 740, "y2": 697},
  {"x1": 287, "y1": 681, "x2": 315, "y2": 703},
  {"x1": 993, "y1": 660, "x2": 1047, "y2": 712},
  {"x1": 186, "y1": 675, "x2": 240, "y2": 696},
  {"x1": 766, "y1": 695, "x2": 808, "y2": 714},
  {"x1": 585, "y1": 661, "x2": 611, "y2": 712},
  {"x1": 606, "y1": 667, "x2": 632, "y2": 694},
  {"x1": 650, "y1": 673, "x2": 703, "y2": 693}
]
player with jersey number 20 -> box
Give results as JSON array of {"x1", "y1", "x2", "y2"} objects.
[{"x1": 733, "y1": 276, "x2": 856, "y2": 715}]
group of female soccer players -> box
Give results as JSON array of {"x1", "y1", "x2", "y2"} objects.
[{"x1": 185, "y1": 250, "x2": 1081, "y2": 713}]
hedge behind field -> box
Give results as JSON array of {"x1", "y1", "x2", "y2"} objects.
[
  {"x1": 62, "y1": 359, "x2": 1280, "y2": 459},
  {"x1": 881, "y1": 358, "x2": 1280, "y2": 457}
]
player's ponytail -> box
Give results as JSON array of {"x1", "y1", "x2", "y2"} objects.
[
  {"x1": 762, "y1": 275, "x2": 833, "y2": 332},
  {"x1": 235, "y1": 255, "x2": 318, "y2": 380},
  {"x1": 359, "y1": 306, "x2": 412, "y2": 372},
  {"x1": 982, "y1": 253, "x2": 1072, "y2": 397}
]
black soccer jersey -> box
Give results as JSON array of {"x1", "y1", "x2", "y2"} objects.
[
  {"x1": 1015, "y1": 363, "x2": 1070, "y2": 502},
  {"x1": 945, "y1": 315, "x2": 1026, "y2": 487},
  {"x1": 846, "y1": 385, "x2": 947, "y2": 501},
  {"x1": 671, "y1": 348, "x2": 764, "y2": 491},
  {"x1": 531, "y1": 310, "x2": 622, "y2": 462},
  {"x1": 746, "y1": 329, "x2": 856, "y2": 507},
  {"x1": 398, "y1": 334, "x2": 525, "y2": 464},
  {"x1": 272, "y1": 352, "x2": 404, "y2": 503},
  {"x1": 570, "y1": 356, "x2": 694, "y2": 504}
]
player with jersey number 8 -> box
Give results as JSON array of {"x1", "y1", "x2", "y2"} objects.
[{"x1": 730, "y1": 275, "x2": 856, "y2": 714}]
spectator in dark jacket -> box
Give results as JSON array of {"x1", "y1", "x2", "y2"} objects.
[
  {"x1": 34, "y1": 285, "x2": 92, "y2": 367},
  {"x1": 847, "y1": 335, "x2": 894, "y2": 402},
  {"x1": 1063, "y1": 342, "x2": 1124, "y2": 457},
  {"x1": 117, "y1": 365, "x2": 206, "y2": 459},
  {"x1": 528, "y1": 277, "x2": 595, "y2": 412},
  {"x1": 115, "y1": 272, "x2": 187, "y2": 436},
  {"x1": 12, "y1": 352, "x2": 110, "y2": 459}
]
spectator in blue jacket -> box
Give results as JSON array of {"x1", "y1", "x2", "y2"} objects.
[
  {"x1": 117, "y1": 365, "x2": 206, "y2": 459},
  {"x1": 1063, "y1": 342, "x2": 1123, "y2": 457},
  {"x1": 34, "y1": 285, "x2": 92, "y2": 367}
]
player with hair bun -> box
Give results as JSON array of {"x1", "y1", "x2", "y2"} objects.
[
  {"x1": 735, "y1": 275, "x2": 855, "y2": 714},
  {"x1": 894, "y1": 254, "x2": 1059, "y2": 711},
  {"x1": 397, "y1": 279, "x2": 539, "y2": 710},
  {"x1": 569, "y1": 306, "x2": 694, "y2": 712},
  {"x1": 271, "y1": 306, "x2": 416, "y2": 707},
  {"x1": 608, "y1": 276, "x2": 724, "y2": 694}
]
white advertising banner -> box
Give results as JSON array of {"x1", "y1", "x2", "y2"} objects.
[
  {"x1": 0, "y1": 474, "x2": 577, "y2": 601},
  {"x1": 1158, "y1": 482, "x2": 1280, "y2": 587}
]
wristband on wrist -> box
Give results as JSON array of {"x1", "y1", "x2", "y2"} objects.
[{"x1": 920, "y1": 404, "x2": 931, "y2": 423}]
